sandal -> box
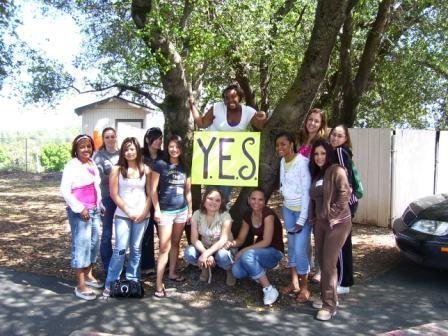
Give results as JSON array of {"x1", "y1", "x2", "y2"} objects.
[
  {"x1": 296, "y1": 289, "x2": 311, "y2": 303},
  {"x1": 280, "y1": 284, "x2": 300, "y2": 295},
  {"x1": 154, "y1": 285, "x2": 167, "y2": 298},
  {"x1": 168, "y1": 275, "x2": 186, "y2": 283},
  {"x1": 74, "y1": 287, "x2": 97, "y2": 301}
]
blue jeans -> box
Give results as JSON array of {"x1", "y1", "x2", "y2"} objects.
[
  {"x1": 105, "y1": 216, "x2": 149, "y2": 289},
  {"x1": 282, "y1": 207, "x2": 312, "y2": 274},
  {"x1": 184, "y1": 245, "x2": 233, "y2": 270},
  {"x1": 232, "y1": 247, "x2": 283, "y2": 280},
  {"x1": 67, "y1": 207, "x2": 101, "y2": 269},
  {"x1": 100, "y1": 196, "x2": 117, "y2": 274}
]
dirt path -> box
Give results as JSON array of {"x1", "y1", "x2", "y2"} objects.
[{"x1": 0, "y1": 172, "x2": 401, "y2": 308}]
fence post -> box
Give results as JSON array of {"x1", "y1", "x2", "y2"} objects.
[{"x1": 25, "y1": 138, "x2": 28, "y2": 173}]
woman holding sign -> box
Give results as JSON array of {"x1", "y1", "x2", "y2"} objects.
[
  {"x1": 150, "y1": 135, "x2": 193, "y2": 298},
  {"x1": 189, "y1": 84, "x2": 267, "y2": 206}
]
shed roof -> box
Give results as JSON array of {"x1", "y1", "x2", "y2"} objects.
[{"x1": 74, "y1": 96, "x2": 153, "y2": 116}]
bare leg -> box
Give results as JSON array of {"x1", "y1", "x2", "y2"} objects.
[
  {"x1": 156, "y1": 224, "x2": 173, "y2": 292},
  {"x1": 281, "y1": 268, "x2": 300, "y2": 294},
  {"x1": 76, "y1": 268, "x2": 89, "y2": 292},
  {"x1": 168, "y1": 222, "x2": 185, "y2": 278}
]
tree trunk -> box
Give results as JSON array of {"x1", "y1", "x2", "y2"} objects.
[
  {"x1": 337, "y1": 0, "x2": 393, "y2": 126},
  {"x1": 230, "y1": 0, "x2": 350, "y2": 227}
]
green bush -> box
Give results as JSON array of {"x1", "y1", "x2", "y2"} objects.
[
  {"x1": 0, "y1": 145, "x2": 12, "y2": 169},
  {"x1": 40, "y1": 143, "x2": 71, "y2": 172}
]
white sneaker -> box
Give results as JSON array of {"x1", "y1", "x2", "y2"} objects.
[
  {"x1": 263, "y1": 286, "x2": 279, "y2": 305},
  {"x1": 337, "y1": 285, "x2": 350, "y2": 294},
  {"x1": 316, "y1": 309, "x2": 336, "y2": 321}
]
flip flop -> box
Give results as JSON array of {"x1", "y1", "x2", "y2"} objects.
[
  {"x1": 154, "y1": 285, "x2": 167, "y2": 298},
  {"x1": 168, "y1": 275, "x2": 186, "y2": 283},
  {"x1": 74, "y1": 287, "x2": 97, "y2": 301},
  {"x1": 85, "y1": 279, "x2": 104, "y2": 289}
]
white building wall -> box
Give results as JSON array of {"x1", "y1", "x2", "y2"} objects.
[
  {"x1": 436, "y1": 130, "x2": 448, "y2": 194},
  {"x1": 81, "y1": 100, "x2": 147, "y2": 136},
  {"x1": 391, "y1": 129, "x2": 436, "y2": 221}
]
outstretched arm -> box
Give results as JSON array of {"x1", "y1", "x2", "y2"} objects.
[{"x1": 189, "y1": 96, "x2": 214, "y2": 129}]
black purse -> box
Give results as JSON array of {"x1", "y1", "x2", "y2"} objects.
[{"x1": 110, "y1": 279, "x2": 145, "y2": 298}]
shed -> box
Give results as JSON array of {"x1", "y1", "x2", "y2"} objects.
[{"x1": 74, "y1": 96, "x2": 164, "y2": 146}]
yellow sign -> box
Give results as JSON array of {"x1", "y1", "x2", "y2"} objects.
[{"x1": 191, "y1": 131, "x2": 260, "y2": 186}]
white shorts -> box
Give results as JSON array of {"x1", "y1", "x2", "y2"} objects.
[{"x1": 159, "y1": 207, "x2": 188, "y2": 226}]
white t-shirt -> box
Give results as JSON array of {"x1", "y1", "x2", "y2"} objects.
[{"x1": 207, "y1": 102, "x2": 256, "y2": 132}]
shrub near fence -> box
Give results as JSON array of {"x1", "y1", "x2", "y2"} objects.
[{"x1": 0, "y1": 137, "x2": 72, "y2": 173}]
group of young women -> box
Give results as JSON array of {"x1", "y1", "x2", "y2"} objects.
[
  {"x1": 61, "y1": 128, "x2": 192, "y2": 301},
  {"x1": 61, "y1": 89, "x2": 360, "y2": 321}
]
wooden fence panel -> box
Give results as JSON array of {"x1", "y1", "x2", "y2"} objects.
[{"x1": 350, "y1": 128, "x2": 392, "y2": 227}]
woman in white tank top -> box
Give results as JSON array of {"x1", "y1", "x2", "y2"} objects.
[{"x1": 103, "y1": 137, "x2": 152, "y2": 297}]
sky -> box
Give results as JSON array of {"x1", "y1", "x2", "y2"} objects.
[{"x1": 0, "y1": 2, "x2": 98, "y2": 132}]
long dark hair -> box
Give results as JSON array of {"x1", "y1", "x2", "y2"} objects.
[
  {"x1": 329, "y1": 124, "x2": 352, "y2": 150},
  {"x1": 142, "y1": 127, "x2": 163, "y2": 157},
  {"x1": 309, "y1": 139, "x2": 336, "y2": 180},
  {"x1": 164, "y1": 135, "x2": 186, "y2": 168},
  {"x1": 71, "y1": 134, "x2": 95, "y2": 158},
  {"x1": 200, "y1": 188, "x2": 226, "y2": 214},
  {"x1": 117, "y1": 137, "x2": 145, "y2": 178}
]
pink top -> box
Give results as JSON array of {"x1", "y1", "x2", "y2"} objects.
[
  {"x1": 297, "y1": 144, "x2": 311, "y2": 158},
  {"x1": 71, "y1": 183, "x2": 97, "y2": 209}
]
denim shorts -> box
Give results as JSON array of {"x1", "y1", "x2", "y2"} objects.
[
  {"x1": 159, "y1": 207, "x2": 188, "y2": 226},
  {"x1": 67, "y1": 207, "x2": 101, "y2": 269}
]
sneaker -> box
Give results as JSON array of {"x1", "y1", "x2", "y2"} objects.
[
  {"x1": 226, "y1": 270, "x2": 236, "y2": 287},
  {"x1": 102, "y1": 288, "x2": 111, "y2": 298},
  {"x1": 316, "y1": 309, "x2": 336, "y2": 321},
  {"x1": 74, "y1": 287, "x2": 97, "y2": 301},
  {"x1": 337, "y1": 285, "x2": 350, "y2": 294},
  {"x1": 312, "y1": 298, "x2": 339, "y2": 309},
  {"x1": 85, "y1": 279, "x2": 104, "y2": 289},
  {"x1": 263, "y1": 286, "x2": 279, "y2": 305}
]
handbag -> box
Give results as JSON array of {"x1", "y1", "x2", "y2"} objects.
[{"x1": 110, "y1": 279, "x2": 145, "y2": 298}]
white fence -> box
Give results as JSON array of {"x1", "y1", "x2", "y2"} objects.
[{"x1": 351, "y1": 129, "x2": 448, "y2": 227}]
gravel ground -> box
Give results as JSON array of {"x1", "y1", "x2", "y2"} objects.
[{"x1": 0, "y1": 171, "x2": 401, "y2": 309}]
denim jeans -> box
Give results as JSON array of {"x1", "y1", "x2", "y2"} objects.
[
  {"x1": 232, "y1": 247, "x2": 283, "y2": 280},
  {"x1": 100, "y1": 196, "x2": 117, "y2": 274},
  {"x1": 67, "y1": 207, "x2": 101, "y2": 269},
  {"x1": 105, "y1": 216, "x2": 149, "y2": 289},
  {"x1": 282, "y1": 207, "x2": 312, "y2": 274},
  {"x1": 184, "y1": 245, "x2": 233, "y2": 270}
]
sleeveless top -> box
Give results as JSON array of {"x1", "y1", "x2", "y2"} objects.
[
  {"x1": 243, "y1": 207, "x2": 284, "y2": 253},
  {"x1": 114, "y1": 173, "x2": 148, "y2": 218},
  {"x1": 207, "y1": 102, "x2": 256, "y2": 132}
]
